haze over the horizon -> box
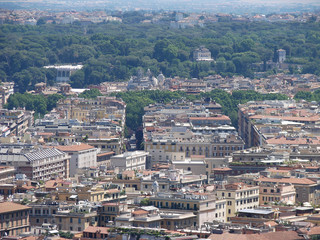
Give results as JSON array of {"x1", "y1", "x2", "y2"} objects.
[{"x1": 0, "y1": 0, "x2": 319, "y2": 13}]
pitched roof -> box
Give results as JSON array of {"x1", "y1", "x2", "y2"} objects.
[
  {"x1": 132, "y1": 210, "x2": 148, "y2": 215},
  {"x1": 97, "y1": 151, "x2": 114, "y2": 157},
  {"x1": 83, "y1": 226, "x2": 109, "y2": 235},
  {"x1": 55, "y1": 143, "x2": 95, "y2": 152},
  {"x1": 208, "y1": 231, "x2": 303, "y2": 240},
  {"x1": 0, "y1": 202, "x2": 31, "y2": 214},
  {"x1": 25, "y1": 148, "x2": 64, "y2": 162},
  {"x1": 256, "y1": 177, "x2": 316, "y2": 185}
]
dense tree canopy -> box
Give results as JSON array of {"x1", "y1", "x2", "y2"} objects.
[
  {"x1": 78, "y1": 89, "x2": 103, "y2": 99},
  {"x1": 1, "y1": 19, "x2": 320, "y2": 92},
  {"x1": 5, "y1": 93, "x2": 64, "y2": 115}
]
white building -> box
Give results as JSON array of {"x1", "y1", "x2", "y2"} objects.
[
  {"x1": 56, "y1": 143, "x2": 97, "y2": 177},
  {"x1": 277, "y1": 49, "x2": 286, "y2": 63},
  {"x1": 44, "y1": 65, "x2": 83, "y2": 83},
  {"x1": 110, "y1": 151, "x2": 148, "y2": 171},
  {"x1": 193, "y1": 46, "x2": 213, "y2": 61}
]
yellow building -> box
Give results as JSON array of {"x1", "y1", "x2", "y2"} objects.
[{"x1": 216, "y1": 182, "x2": 259, "y2": 222}]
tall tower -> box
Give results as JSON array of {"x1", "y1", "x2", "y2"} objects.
[{"x1": 277, "y1": 49, "x2": 286, "y2": 63}]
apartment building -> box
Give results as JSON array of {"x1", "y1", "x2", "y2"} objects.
[
  {"x1": 143, "y1": 100, "x2": 244, "y2": 167},
  {"x1": 238, "y1": 100, "x2": 320, "y2": 148},
  {"x1": 216, "y1": 183, "x2": 259, "y2": 222},
  {"x1": 115, "y1": 206, "x2": 162, "y2": 228},
  {"x1": 145, "y1": 135, "x2": 244, "y2": 166},
  {"x1": 256, "y1": 177, "x2": 319, "y2": 205},
  {"x1": 149, "y1": 192, "x2": 223, "y2": 227},
  {"x1": 110, "y1": 151, "x2": 148, "y2": 171},
  {"x1": 259, "y1": 183, "x2": 296, "y2": 205},
  {"x1": 54, "y1": 202, "x2": 98, "y2": 232},
  {"x1": 87, "y1": 137, "x2": 123, "y2": 155},
  {"x1": 0, "y1": 202, "x2": 31, "y2": 237},
  {"x1": 98, "y1": 203, "x2": 128, "y2": 226},
  {"x1": 29, "y1": 201, "x2": 71, "y2": 226},
  {"x1": 56, "y1": 143, "x2": 97, "y2": 177},
  {"x1": 0, "y1": 109, "x2": 34, "y2": 137},
  {"x1": 0, "y1": 147, "x2": 70, "y2": 181},
  {"x1": 81, "y1": 226, "x2": 110, "y2": 240},
  {"x1": 56, "y1": 96, "x2": 126, "y2": 125},
  {"x1": 0, "y1": 166, "x2": 15, "y2": 183},
  {"x1": 160, "y1": 210, "x2": 198, "y2": 230}
]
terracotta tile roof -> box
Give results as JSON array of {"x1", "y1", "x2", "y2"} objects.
[
  {"x1": 256, "y1": 177, "x2": 316, "y2": 185},
  {"x1": 266, "y1": 136, "x2": 320, "y2": 145},
  {"x1": 55, "y1": 143, "x2": 95, "y2": 152},
  {"x1": 45, "y1": 179, "x2": 64, "y2": 189},
  {"x1": 208, "y1": 231, "x2": 303, "y2": 240},
  {"x1": 132, "y1": 210, "x2": 148, "y2": 215},
  {"x1": 213, "y1": 167, "x2": 232, "y2": 171},
  {"x1": 267, "y1": 169, "x2": 290, "y2": 173},
  {"x1": 37, "y1": 132, "x2": 54, "y2": 136},
  {"x1": 106, "y1": 189, "x2": 120, "y2": 193},
  {"x1": 298, "y1": 226, "x2": 320, "y2": 236},
  {"x1": 122, "y1": 170, "x2": 135, "y2": 177},
  {"x1": 0, "y1": 202, "x2": 31, "y2": 214},
  {"x1": 97, "y1": 151, "x2": 114, "y2": 157},
  {"x1": 264, "y1": 221, "x2": 278, "y2": 227},
  {"x1": 83, "y1": 226, "x2": 109, "y2": 235},
  {"x1": 249, "y1": 115, "x2": 320, "y2": 122},
  {"x1": 142, "y1": 170, "x2": 158, "y2": 176}
]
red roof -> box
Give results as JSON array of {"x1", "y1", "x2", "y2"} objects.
[
  {"x1": 207, "y1": 231, "x2": 303, "y2": 240},
  {"x1": 55, "y1": 143, "x2": 95, "y2": 152},
  {"x1": 213, "y1": 167, "x2": 232, "y2": 171},
  {"x1": 83, "y1": 226, "x2": 109, "y2": 234},
  {"x1": 132, "y1": 210, "x2": 148, "y2": 215},
  {"x1": 97, "y1": 151, "x2": 115, "y2": 157},
  {"x1": 256, "y1": 176, "x2": 316, "y2": 185}
]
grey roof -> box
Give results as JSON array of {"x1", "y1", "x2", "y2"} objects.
[
  {"x1": 24, "y1": 148, "x2": 64, "y2": 162},
  {"x1": 238, "y1": 208, "x2": 274, "y2": 215}
]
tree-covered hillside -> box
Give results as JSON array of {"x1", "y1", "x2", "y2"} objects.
[{"x1": 1, "y1": 19, "x2": 320, "y2": 92}]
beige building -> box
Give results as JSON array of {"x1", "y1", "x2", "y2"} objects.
[
  {"x1": 54, "y1": 203, "x2": 98, "y2": 232},
  {"x1": 149, "y1": 192, "x2": 224, "y2": 227},
  {"x1": 0, "y1": 166, "x2": 15, "y2": 184},
  {"x1": 87, "y1": 137, "x2": 123, "y2": 155},
  {"x1": 256, "y1": 177, "x2": 319, "y2": 205},
  {"x1": 56, "y1": 96, "x2": 126, "y2": 124},
  {"x1": 0, "y1": 202, "x2": 31, "y2": 237},
  {"x1": 216, "y1": 183, "x2": 259, "y2": 222},
  {"x1": 145, "y1": 135, "x2": 243, "y2": 167},
  {"x1": 259, "y1": 183, "x2": 296, "y2": 205}
]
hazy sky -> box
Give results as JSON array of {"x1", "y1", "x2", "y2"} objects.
[{"x1": 0, "y1": 0, "x2": 319, "y2": 13}]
